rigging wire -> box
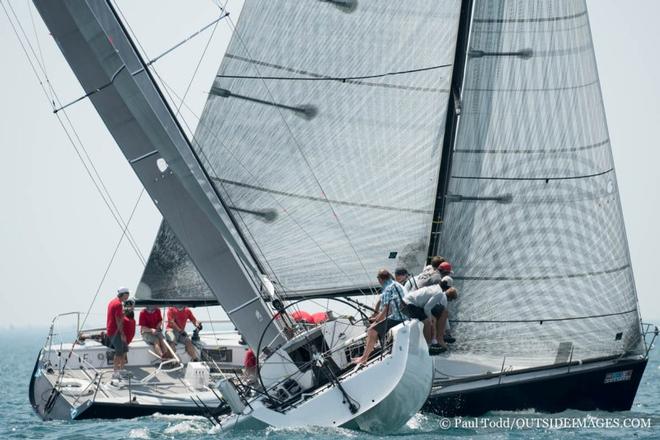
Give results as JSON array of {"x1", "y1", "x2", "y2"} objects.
[
  {"x1": 78, "y1": 189, "x2": 146, "y2": 331},
  {"x1": 3, "y1": 0, "x2": 147, "y2": 265},
  {"x1": 217, "y1": 61, "x2": 454, "y2": 83}
]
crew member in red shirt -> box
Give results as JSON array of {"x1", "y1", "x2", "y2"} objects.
[
  {"x1": 243, "y1": 348, "x2": 257, "y2": 385},
  {"x1": 166, "y1": 306, "x2": 201, "y2": 362},
  {"x1": 122, "y1": 307, "x2": 136, "y2": 363},
  {"x1": 107, "y1": 287, "x2": 130, "y2": 378},
  {"x1": 139, "y1": 305, "x2": 170, "y2": 360}
]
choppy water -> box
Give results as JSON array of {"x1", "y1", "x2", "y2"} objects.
[{"x1": 2, "y1": 328, "x2": 658, "y2": 439}]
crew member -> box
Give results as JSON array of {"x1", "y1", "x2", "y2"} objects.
[
  {"x1": 166, "y1": 306, "x2": 202, "y2": 362},
  {"x1": 107, "y1": 287, "x2": 129, "y2": 378}
]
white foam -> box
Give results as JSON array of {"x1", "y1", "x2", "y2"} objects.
[
  {"x1": 128, "y1": 428, "x2": 150, "y2": 439},
  {"x1": 163, "y1": 421, "x2": 209, "y2": 435},
  {"x1": 405, "y1": 413, "x2": 428, "y2": 430},
  {"x1": 151, "y1": 413, "x2": 207, "y2": 421}
]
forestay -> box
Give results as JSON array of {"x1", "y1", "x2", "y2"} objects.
[
  {"x1": 190, "y1": 0, "x2": 463, "y2": 297},
  {"x1": 438, "y1": 0, "x2": 644, "y2": 367}
]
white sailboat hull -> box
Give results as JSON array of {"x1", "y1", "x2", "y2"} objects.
[{"x1": 220, "y1": 320, "x2": 433, "y2": 433}]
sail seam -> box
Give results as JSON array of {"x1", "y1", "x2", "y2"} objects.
[
  {"x1": 211, "y1": 177, "x2": 432, "y2": 214},
  {"x1": 451, "y1": 167, "x2": 613, "y2": 182},
  {"x1": 455, "y1": 138, "x2": 609, "y2": 155},
  {"x1": 451, "y1": 309, "x2": 636, "y2": 324},
  {"x1": 464, "y1": 79, "x2": 599, "y2": 93},
  {"x1": 473, "y1": 10, "x2": 587, "y2": 24},
  {"x1": 454, "y1": 263, "x2": 629, "y2": 281}
]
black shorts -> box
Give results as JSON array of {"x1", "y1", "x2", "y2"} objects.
[
  {"x1": 402, "y1": 303, "x2": 428, "y2": 321},
  {"x1": 430, "y1": 304, "x2": 445, "y2": 318},
  {"x1": 110, "y1": 332, "x2": 128, "y2": 355},
  {"x1": 373, "y1": 318, "x2": 403, "y2": 337}
]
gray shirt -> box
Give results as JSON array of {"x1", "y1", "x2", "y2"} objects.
[{"x1": 417, "y1": 270, "x2": 443, "y2": 288}]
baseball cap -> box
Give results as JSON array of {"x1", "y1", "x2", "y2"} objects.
[
  {"x1": 440, "y1": 275, "x2": 453, "y2": 287},
  {"x1": 117, "y1": 286, "x2": 130, "y2": 296},
  {"x1": 439, "y1": 262, "x2": 452, "y2": 273},
  {"x1": 394, "y1": 267, "x2": 409, "y2": 277}
]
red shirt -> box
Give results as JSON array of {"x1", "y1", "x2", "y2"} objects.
[
  {"x1": 290, "y1": 310, "x2": 313, "y2": 323},
  {"x1": 139, "y1": 308, "x2": 162, "y2": 330},
  {"x1": 311, "y1": 312, "x2": 328, "y2": 324},
  {"x1": 166, "y1": 307, "x2": 195, "y2": 330},
  {"x1": 123, "y1": 316, "x2": 136, "y2": 344},
  {"x1": 244, "y1": 349, "x2": 256, "y2": 369},
  {"x1": 106, "y1": 297, "x2": 123, "y2": 337}
]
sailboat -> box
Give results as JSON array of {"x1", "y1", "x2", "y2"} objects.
[
  {"x1": 25, "y1": 0, "x2": 656, "y2": 429},
  {"x1": 422, "y1": 0, "x2": 657, "y2": 416},
  {"x1": 29, "y1": 0, "x2": 440, "y2": 432}
]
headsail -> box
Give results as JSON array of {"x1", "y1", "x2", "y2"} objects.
[
  {"x1": 193, "y1": 0, "x2": 463, "y2": 297},
  {"x1": 135, "y1": 221, "x2": 216, "y2": 306},
  {"x1": 437, "y1": 0, "x2": 644, "y2": 367}
]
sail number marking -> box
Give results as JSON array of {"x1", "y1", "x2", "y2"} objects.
[{"x1": 603, "y1": 370, "x2": 632, "y2": 384}]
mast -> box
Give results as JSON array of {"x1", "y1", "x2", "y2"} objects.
[
  {"x1": 33, "y1": 0, "x2": 285, "y2": 350},
  {"x1": 104, "y1": 0, "x2": 268, "y2": 279},
  {"x1": 429, "y1": 0, "x2": 475, "y2": 259}
]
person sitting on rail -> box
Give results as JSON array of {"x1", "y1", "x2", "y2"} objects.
[
  {"x1": 401, "y1": 284, "x2": 446, "y2": 347},
  {"x1": 139, "y1": 305, "x2": 171, "y2": 361},
  {"x1": 166, "y1": 306, "x2": 202, "y2": 362},
  {"x1": 351, "y1": 269, "x2": 406, "y2": 366},
  {"x1": 430, "y1": 287, "x2": 458, "y2": 352}
]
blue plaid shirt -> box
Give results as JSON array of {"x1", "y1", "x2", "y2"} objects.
[{"x1": 380, "y1": 279, "x2": 406, "y2": 321}]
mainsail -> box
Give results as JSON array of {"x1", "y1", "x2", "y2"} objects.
[
  {"x1": 436, "y1": 0, "x2": 644, "y2": 367},
  {"x1": 189, "y1": 0, "x2": 463, "y2": 297}
]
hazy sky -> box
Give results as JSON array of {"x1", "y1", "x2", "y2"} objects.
[{"x1": 1, "y1": 0, "x2": 659, "y2": 329}]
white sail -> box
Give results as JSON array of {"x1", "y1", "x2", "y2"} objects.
[
  {"x1": 437, "y1": 0, "x2": 644, "y2": 367},
  {"x1": 194, "y1": 0, "x2": 463, "y2": 296}
]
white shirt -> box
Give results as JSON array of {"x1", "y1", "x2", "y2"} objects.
[{"x1": 403, "y1": 285, "x2": 445, "y2": 317}]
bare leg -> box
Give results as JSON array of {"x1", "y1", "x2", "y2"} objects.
[
  {"x1": 422, "y1": 319, "x2": 433, "y2": 344},
  {"x1": 113, "y1": 355, "x2": 123, "y2": 371},
  {"x1": 152, "y1": 342, "x2": 163, "y2": 358},
  {"x1": 435, "y1": 310, "x2": 449, "y2": 349},
  {"x1": 157, "y1": 338, "x2": 170, "y2": 358},
  {"x1": 185, "y1": 339, "x2": 199, "y2": 361},
  {"x1": 353, "y1": 327, "x2": 379, "y2": 365}
]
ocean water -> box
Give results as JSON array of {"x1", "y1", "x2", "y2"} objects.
[{"x1": 2, "y1": 328, "x2": 658, "y2": 440}]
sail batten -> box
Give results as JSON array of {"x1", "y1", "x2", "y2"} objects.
[{"x1": 438, "y1": 0, "x2": 643, "y2": 366}]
